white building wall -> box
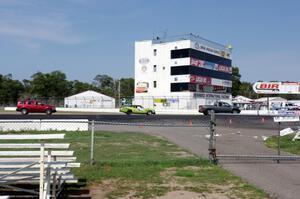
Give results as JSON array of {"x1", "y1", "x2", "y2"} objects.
[
  {"x1": 134, "y1": 38, "x2": 232, "y2": 109},
  {"x1": 135, "y1": 40, "x2": 191, "y2": 97}
]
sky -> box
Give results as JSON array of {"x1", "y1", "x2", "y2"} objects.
[{"x1": 0, "y1": 0, "x2": 300, "y2": 83}]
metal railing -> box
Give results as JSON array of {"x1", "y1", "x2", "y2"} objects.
[{"x1": 210, "y1": 111, "x2": 300, "y2": 163}]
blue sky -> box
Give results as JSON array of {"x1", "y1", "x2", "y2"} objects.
[{"x1": 0, "y1": 0, "x2": 300, "y2": 83}]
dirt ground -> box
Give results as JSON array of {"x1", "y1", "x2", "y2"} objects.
[{"x1": 89, "y1": 184, "x2": 231, "y2": 199}]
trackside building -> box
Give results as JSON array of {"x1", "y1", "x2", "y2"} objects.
[{"x1": 134, "y1": 34, "x2": 233, "y2": 109}]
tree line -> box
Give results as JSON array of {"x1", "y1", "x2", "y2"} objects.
[
  {"x1": 0, "y1": 71, "x2": 134, "y2": 105},
  {"x1": 1, "y1": 67, "x2": 295, "y2": 106}
]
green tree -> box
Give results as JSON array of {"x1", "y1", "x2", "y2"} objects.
[
  {"x1": 30, "y1": 71, "x2": 71, "y2": 98},
  {"x1": 48, "y1": 71, "x2": 71, "y2": 97},
  {"x1": 232, "y1": 67, "x2": 241, "y2": 96},
  {"x1": 93, "y1": 74, "x2": 115, "y2": 97},
  {"x1": 70, "y1": 80, "x2": 98, "y2": 95},
  {"x1": 0, "y1": 74, "x2": 24, "y2": 105},
  {"x1": 120, "y1": 78, "x2": 134, "y2": 97},
  {"x1": 238, "y1": 82, "x2": 256, "y2": 98}
]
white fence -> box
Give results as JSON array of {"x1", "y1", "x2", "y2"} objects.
[{"x1": 0, "y1": 120, "x2": 88, "y2": 132}]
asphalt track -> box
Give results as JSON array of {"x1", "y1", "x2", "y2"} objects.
[{"x1": 0, "y1": 113, "x2": 296, "y2": 129}]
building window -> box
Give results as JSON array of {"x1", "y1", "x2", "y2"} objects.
[
  {"x1": 170, "y1": 83, "x2": 189, "y2": 92},
  {"x1": 153, "y1": 65, "x2": 157, "y2": 72},
  {"x1": 171, "y1": 66, "x2": 232, "y2": 80},
  {"x1": 153, "y1": 49, "x2": 157, "y2": 56},
  {"x1": 171, "y1": 48, "x2": 232, "y2": 66},
  {"x1": 153, "y1": 81, "x2": 157, "y2": 88}
]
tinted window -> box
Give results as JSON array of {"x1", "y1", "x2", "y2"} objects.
[
  {"x1": 171, "y1": 84, "x2": 231, "y2": 93},
  {"x1": 171, "y1": 83, "x2": 189, "y2": 92},
  {"x1": 223, "y1": 102, "x2": 231, "y2": 107},
  {"x1": 170, "y1": 49, "x2": 189, "y2": 58},
  {"x1": 171, "y1": 66, "x2": 232, "y2": 80},
  {"x1": 171, "y1": 48, "x2": 231, "y2": 66}
]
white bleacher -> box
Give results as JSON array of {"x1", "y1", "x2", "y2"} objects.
[{"x1": 0, "y1": 133, "x2": 80, "y2": 199}]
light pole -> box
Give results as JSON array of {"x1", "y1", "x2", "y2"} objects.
[{"x1": 118, "y1": 79, "x2": 121, "y2": 107}]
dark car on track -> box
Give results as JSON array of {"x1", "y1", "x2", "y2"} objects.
[{"x1": 199, "y1": 101, "x2": 241, "y2": 115}]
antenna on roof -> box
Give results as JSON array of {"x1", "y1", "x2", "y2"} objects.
[
  {"x1": 162, "y1": 29, "x2": 168, "y2": 39},
  {"x1": 153, "y1": 29, "x2": 168, "y2": 41}
]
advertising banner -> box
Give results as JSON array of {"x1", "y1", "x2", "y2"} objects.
[
  {"x1": 190, "y1": 58, "x2": 232, "y2": 74},
  {"x1": 192, "y1": 41, "x2": 231, "y2": 58},
  {"x1": 135, "y1": 82, "x2": 149, "y2": 93},
  {"x1": 253, "y1": 82, "x2": 300, "y2": 94},
  {"x1": 190, "y1": 75, "x2": 211, "y2": 85},
  {"x1": 211, "y1": 78, "x2": 232, "y2": 87}
]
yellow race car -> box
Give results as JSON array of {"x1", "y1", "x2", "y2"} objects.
[{"x1": 120, "y1": 105, "x2": 155, "y2": 115}]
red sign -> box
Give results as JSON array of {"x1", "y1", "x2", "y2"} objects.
[
  {"x1": 190, "y1": 75, "x2": 211, "y2": 85},
  {"x1": 190, "y1": 58, "x2": 205, "y2": 67},
  {"x1": 253, "y1": 81, "x2": 300, "y2": 94},
  {"x1": 216, "y1": 65, "x2": 232, "y2": 73},
  {"x1": 135, "y1": 82, "x2": 149, "y2": 93},
  {"x1": 255, "y1": 83, "x2": 279, "y2": 91}
]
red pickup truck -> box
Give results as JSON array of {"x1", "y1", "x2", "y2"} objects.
[{"x1": 16, "y1": 100, "x2": 56, "y2": 115}]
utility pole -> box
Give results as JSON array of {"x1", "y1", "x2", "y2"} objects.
[{"x1": 118, "y1": 79, "x2": 121, "y2": 107}]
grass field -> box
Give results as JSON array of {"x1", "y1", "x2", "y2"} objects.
[
  {"x1": 0, "y1": 131, "x2": 269, "y2": 198},
  {"x1": 266, "y1": 134, "x2": 300, "y2": 155}
]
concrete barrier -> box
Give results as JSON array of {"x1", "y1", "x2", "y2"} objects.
[
  {"x1": 0, "y1": 119, "x2": 88, "y2": 132},
  {"x1": 4, "y1": 107, "x2": 16, "y2": 111},
  {"x1": 155, "y1": 109, "x2": 200, "y2": 115},
  {"x1": 56, "y1": 107, "x2": 120, "y2": 113}
]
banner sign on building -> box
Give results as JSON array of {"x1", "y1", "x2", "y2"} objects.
[
  {"x1": 190, "y1": 75, "x2": 211, "y2": 85},
  {"x1": 211, "y1": 78, "x2": 232, "y2": 87},
  {"x1": 253, "y1": 81, "x2": 300, "y2": 94},
  {"x1": 135, "y1": 82, "x2": 149, "y2": 93},
  {"x1": 190, "y1": 58, "x2": 232, "y2": 74},
  {"x1": 192, "y1": 42, "x2": 231, "y2": 58}
]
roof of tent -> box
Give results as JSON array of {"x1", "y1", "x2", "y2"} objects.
[
  {"x1": 65, "y1": 90, "x2": 115, "y2": 100},
  {"x1": 254, "y1": 97, "x2": 287, "y2": 103},
  {"x1": 232, "y1": 95, "x2": 254, "y2": 103}
]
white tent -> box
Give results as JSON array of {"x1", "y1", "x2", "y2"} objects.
[
  {"x1": 64, "y1": 90, "x2": 115, "y2": 109},
  {"x1": 254, "y1": 97, "x2": 287, "y2": 103},
  {"x1": 254, "y1": 97, "x2": 287, "y2": 110},
  {"x1": 232, "y1": 95, "x2": 253, "y2": 103}
]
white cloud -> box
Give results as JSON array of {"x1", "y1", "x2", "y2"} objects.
[
  {"x1": 0, "y1": 18, "x2": 82, "y2": 44},
  {"x1": 0, "y1": 3, "x2": 84, "y2": 46}
]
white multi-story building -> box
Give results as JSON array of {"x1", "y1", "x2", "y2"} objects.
[{"x1": 134, "y1": 34, "x2": 233, "y2": 109}]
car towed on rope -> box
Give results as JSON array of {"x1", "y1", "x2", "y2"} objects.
[{"x1": 120, "y1": 105, "x2": 155, "y2": 115}]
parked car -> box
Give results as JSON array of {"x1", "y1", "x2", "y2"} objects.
[
  {"x1": 284, "y1": 102, "x2": 300, "y2": 110},
  {"x1": 273, "y1": 102, "x2": 300, "y2": 111},
  {"x1": 199, "y1": 101, "x2": 241, "y2": 115},
  {"x1": 120, "y1": 105, "x2": 155, "y2": 115},
  {"x1": 16, "y1": 100, "x2": 56, "y2": 115}
]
